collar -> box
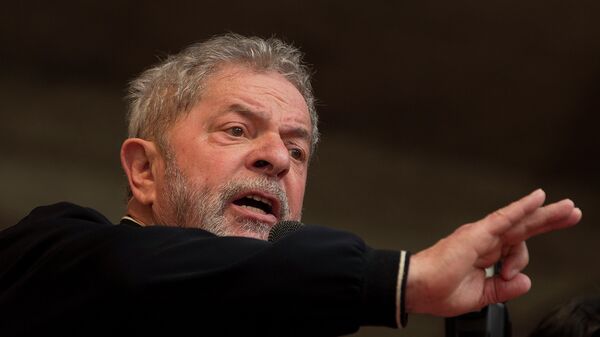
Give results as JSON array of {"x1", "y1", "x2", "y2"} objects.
[{"x1": 119, "y1": 215, "x2": 145, "y2": 227}]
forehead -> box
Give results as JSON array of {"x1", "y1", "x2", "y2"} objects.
[{"x1": 200, "y1": 64, "x2": 311, "y2": 125}]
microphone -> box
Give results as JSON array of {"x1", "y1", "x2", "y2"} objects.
[{"x1": 268, "y1": 221, "x2": 304, "y2": 242}]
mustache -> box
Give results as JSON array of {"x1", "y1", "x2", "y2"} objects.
[{"x1": 220, "y1": 176, "x2": 290, "y2": 219}]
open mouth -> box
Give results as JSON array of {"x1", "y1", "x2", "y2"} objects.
[{"x1": 232, "y1": 194, "x2": 274, "y2": 216}]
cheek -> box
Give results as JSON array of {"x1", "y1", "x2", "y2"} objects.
[
  {"x1": 178, "y1": 146, "x2": 246, "y2": 183},
  {"x1": 286, "y1": 175, "x2": 307, "y2": 216}
]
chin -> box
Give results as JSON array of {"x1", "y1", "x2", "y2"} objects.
[
  {"x1": 229, "y1": 218, "x2": 272, "y2": 241},
  {"x1": 232, "y1": 230, "x2": 269, "y2": 241}
]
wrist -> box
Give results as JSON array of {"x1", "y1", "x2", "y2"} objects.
[{"x1": 405, "y1": 250, "x2": 430, "y2": 315}]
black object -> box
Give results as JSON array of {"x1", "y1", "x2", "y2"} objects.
[
  {"x1": 268, "y1": 220, "x2": 304, "y2": 242},
  {"x1": 445, "y1": 302, "x2": 511, "y2": 337}
]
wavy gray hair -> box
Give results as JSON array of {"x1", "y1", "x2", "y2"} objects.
[{"x1": 126, "y1": 33, "x2": 318, "y2": 153}]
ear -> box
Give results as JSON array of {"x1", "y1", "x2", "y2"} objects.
[{"x1": 120, "y1": 138, "x2": 163, "y2": 205}]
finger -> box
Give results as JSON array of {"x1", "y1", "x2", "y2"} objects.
[
  {"x1": 504, "y1": 200, "x2": 580, "y2": 243},
  {"x1": 500, "y1": 242, "x2": 529, "y2": 280},
  {"x1": 480, "y1": 189, "x2": 546, "y2": 236},
  {"x1": 482, "y1": 273, "x2": 531, "y2": 305},
  {"x1": 567, "y1": 207, "x2": 582, "y2": 227},
  {"x1": 526, "y1": 206, "x2": 581, "y2": 237}
]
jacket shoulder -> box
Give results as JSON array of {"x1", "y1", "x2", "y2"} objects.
[{"x1": 18, "y1": 202, "x2": 113, "y2": 227}]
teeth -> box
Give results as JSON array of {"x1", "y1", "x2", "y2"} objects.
[
  {"x1": 248, "y1": 195, "x2": 272, "y2": 207},
  {"x1": 240, "y1": 205, "x2": 267, "y2": 215}
]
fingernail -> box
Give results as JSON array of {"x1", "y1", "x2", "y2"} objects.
[
  {"x1": 563, "y1": 199, "x2": 574, "y2": 207},
  {"x1": 507, "y1": 268, "x2": 519, "y2": 280},
  {"x1": 531, "y1": 188, "x2": 544, "y2": 197}
]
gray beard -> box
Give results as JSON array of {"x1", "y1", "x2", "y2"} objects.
[{"x1": 159, "y1": 161, "x2": 291, "y2": 240}]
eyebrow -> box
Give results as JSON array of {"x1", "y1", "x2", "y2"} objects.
[
  {"x1": 229, "y1": 103, "x2": 269, "y2": 119},
  {"x1": 228, "y1": 103, "x2": 312, "y2": 145}
]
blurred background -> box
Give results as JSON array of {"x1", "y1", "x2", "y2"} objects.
[{"x1": 1, "y1": 1, "x2": 599, "y2": 336}]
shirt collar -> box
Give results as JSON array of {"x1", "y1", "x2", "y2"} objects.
[{"x1": 119, "y1": 215, "x2": 145, "y2": 227}]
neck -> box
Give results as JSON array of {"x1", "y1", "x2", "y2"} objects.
[{"x1": 125, "y1": 198, "x2": 155, "y2": 226}]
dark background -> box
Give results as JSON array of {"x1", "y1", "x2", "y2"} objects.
[{"x1": 1, "y1": 1, "x2": 599, "y2": 336}]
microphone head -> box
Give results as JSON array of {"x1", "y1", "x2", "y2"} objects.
[{"x1": 268, "y1": 221, "x2": 304, "y2": 242}]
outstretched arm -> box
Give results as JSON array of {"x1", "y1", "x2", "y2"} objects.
[{"x1": 405, "y1": 189, "x2": 582, "y2": 317}]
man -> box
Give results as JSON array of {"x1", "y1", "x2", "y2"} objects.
[{"x1": 0, "y1": 34, "x2": 581, "y2": 336}]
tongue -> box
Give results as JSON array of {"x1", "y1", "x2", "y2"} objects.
[{"x1": 239, "y1": 204, "x2": 267, "y2": 215}]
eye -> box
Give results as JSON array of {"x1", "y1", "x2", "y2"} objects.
[
  {"x1": 289, "y1": 148, "x2": 305, "y2": 161},
  {"x1": 228, "y1": 126, "x2": 245, "y2": 137}
]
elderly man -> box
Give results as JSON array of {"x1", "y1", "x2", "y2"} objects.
[{"x1": 0, "y1": 34, "x2": 581, "y2": 336}]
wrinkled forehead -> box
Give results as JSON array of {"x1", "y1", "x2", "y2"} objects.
[
  {"x1": 200, "y1": 64, "x2": 312, "y2": 127},
  {"x1": 206, "y1": 63, "x2": 309, "y2": 108}
]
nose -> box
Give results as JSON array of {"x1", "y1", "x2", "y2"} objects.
[{"x1": 246, "y1": 134, "x2": 290, "y2": 179}]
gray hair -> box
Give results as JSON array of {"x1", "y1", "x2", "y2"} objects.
[{"x1": 126, "y1": 33, "x2": 319, "y2": 153}]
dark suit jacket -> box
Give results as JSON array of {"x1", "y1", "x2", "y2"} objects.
[{"x1": 0, "y1": 202, "x2": 399, "y2": 336}]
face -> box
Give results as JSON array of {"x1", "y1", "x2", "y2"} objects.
[{"x1": 152, "y1": 64, "x2": 312, "y2": 240}]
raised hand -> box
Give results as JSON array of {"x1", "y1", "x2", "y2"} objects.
[{"x1": 405, "y1": 189, "x2": 582, "y2": 317}]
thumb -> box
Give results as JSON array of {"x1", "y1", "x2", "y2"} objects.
[{"x1": 483, "y1": 273, "x2": 532, "y2": 305}]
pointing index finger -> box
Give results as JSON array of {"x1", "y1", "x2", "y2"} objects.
[{"x1": 483, "y1": 189, "x2": 546, "y2": 236}]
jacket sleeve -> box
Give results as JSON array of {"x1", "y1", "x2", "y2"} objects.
[{"x1": 0, "y1": 202, "x2": 400, "y2": 337}]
